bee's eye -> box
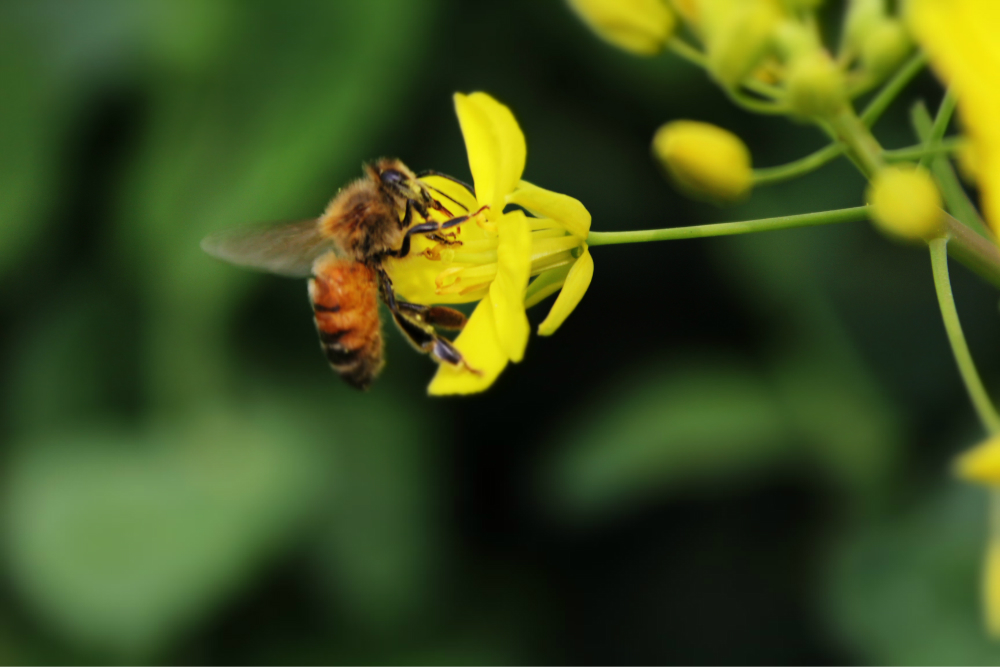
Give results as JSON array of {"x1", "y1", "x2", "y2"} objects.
[{"x1": 380, "y1": 169, "x2": 406, "y2": 184}]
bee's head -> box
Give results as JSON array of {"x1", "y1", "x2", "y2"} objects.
[{"x1": 368, "y1": 158, "x2": 424, "y2": 203}]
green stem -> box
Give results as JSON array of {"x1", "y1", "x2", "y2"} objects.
[
  {"x1": 725, "y1": 88, "x2": 789, "y2": 115},
  {"x1": 928, "y1": 237, "x2": 1000, "y2": 434},
  {"x1": 919, "y1": 89, "x2": 958, "y2": 169},
  {"x1": 667, "y1": 38, "x2": 785, "y2": 102},
  {"x1": 883, "y1": 137, "x2": 964, "y2": 162},
  {"x1": 911, "y1": 101, "x2": 990, "y2": 237},
  {"x1": 752, "y1": 143, "x2": 845, "y2": 185},
  {"x1": 586, "y1": 206, "x2": 869, "y2": 246},
  {"x1": 668, "y1": 38, "x2": 707, "y2": 68},
  {"x1": 828, "y1": 106, "x2": 886, "y2": 177},
  {"x1": 752, "y1": 57, "x2": 931, "y2": 186},
  {"x1": 860, "y1": 51, "x2": 929, "y2": 127}
]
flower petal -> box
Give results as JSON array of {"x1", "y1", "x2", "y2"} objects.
[
  {"x1": 427, "y1": 297, "x2": 508, "y2": 395},
  {"x1": 538, "y1": 245, "x2": 594, "y2": 336},
  {"x1": 524, "y1": 264, "x2": 572, "y2": 309},
  {"x1": 490, "y1": 210, "x2": 532, "y2": 362},
  {"x1": 453, "y1": 92, "x2": 527, "y2": 213},
  {"x1": 955, "y1": 434, "x2": 1000, "y2": 484},
  {"x1": 507, "y1": 181, "x2": 592, "y2": 239},
  {"x1": 419, "y1": 174, "x2": 481, "y2": 219},
  {"x1": 909, "y1": 0, "x2": 1000, "y2": 231}
]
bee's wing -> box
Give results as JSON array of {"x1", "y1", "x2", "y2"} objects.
[{"x1": 200, "y1": 219, "x2": 341, "y2": 278}]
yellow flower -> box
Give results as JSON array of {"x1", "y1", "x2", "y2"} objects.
[
  {"x1": 652, "y1": 120, "x2": 752, "y2": 203},
  {"x1": 784, "y1": 51, "x2": 848, "y2": 118},
  {"x1": 955, "y1": 434, "x2": 1000, "y2": 484},
  {"x1": 698, "y1": 0, "x2": 783, "y2": 88},
  {"x1": 383, "y1": 93, "x2": 593, "y2": 395},
  {"x1": 567, "y1": 0, "x2": 677, "y2": 56},
  {"x1": 954, "y1": 437, "x2": 1000, "y2": 634},
  {"x1": 908, "y1": 0, "x2": 1000, "y2": 233},
  {"x1": 867, "y1": 165, "x2": 944, "y2": 241}
]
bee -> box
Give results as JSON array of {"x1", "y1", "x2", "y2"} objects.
[{"x1": 201, "y1": 158, "x2": 483, "y2": 389}]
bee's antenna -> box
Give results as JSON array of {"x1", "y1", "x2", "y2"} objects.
[{"x1": 416, "y1": 170, "x2": 476, "y2": 196}]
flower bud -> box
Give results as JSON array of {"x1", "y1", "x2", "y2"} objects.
[
  {"x1": 955, "y1": 434, "x2": 1000, "y2": 485},
  {"x1": 701, "y1": 0, "x2": 782, "y2": 88},
  {"x1": 774, "y1": 20, "x2": 821, "y2": 61},
  {"x1": 567, "y1": 0, "x2": 676, "y2": 56},
  {"x1": 843, "y1": 0, "x2": 885, "y2": 55},
  {"x1": 785, "y1": 52, "x2": 848, "y2": 118},
  {"x1": 653, "y1": 120, "x2": 752, "y2": 203},
  {"x1": 867, "y1": 165, "x2": 944, "y2": 241},
  {"x1": 860, "y1": 18, "x2": 913, "y2": 81}
]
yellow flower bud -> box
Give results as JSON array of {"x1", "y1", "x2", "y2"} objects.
[
  {"x1": 844, "y1": 0, "x2": 885, "y2": 55},
  {"x1": 567, "y1": 0, "x2": 676, "y2": 56},
  {"x1": 653, "y1": 120, "x2": 753, "y2": 203},
  {"x1": 860, "y1": 18, "x2": 913, "y2": 81},
  {"x1": 867, "y1": 165, "x2": 944, "y2": 241},
  {"x1": 701, "y1": 0, "x2": 783, "y2": 88},
  {"x1": 785, "y1": 52, "x2": 848, "y2": 118},
  {"x1": 955, "y1": 434, "x2": 1000, "y2": 485},
  {"x1": 774, "y1": 20, "x2": 822, "y2": 61}
]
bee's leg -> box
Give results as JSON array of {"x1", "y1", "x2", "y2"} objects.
[
  {"x1": 396, "y1": 302, "x2": 467, "y2": 330},
  {"x1": 375, "y1": 266, "x2": 478, "y2": 373},
  {"x1": 402, "y1": 205, "x2": 489, "y2": 243}
]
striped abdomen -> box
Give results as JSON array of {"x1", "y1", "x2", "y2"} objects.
[{"x1": 308, "y1": 255, "x2": 384, "y2": 389}]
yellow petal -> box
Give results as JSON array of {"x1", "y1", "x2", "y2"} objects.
[
  {"x1": 428, "y1": 296, "x2": 508, "y2": 395},
  {"x1": 524, "y1": 264, "x2": 572, "y2": 309},
  {"x1": 538, "y1": 245, "x2": 594, "y2": 336},
  {"x1": 382, "y1": 213, "x2": 492, "y2": 305},
  {"x1": 567, "y1": 0, "x2": 676, "y2": 56},
  {"x1": 956, "y1": 434, "x2": 1000, "y2": 484},
  {"x1": 453, "y1": 92, "x2": 527, "y2": 213},
  {"x1": 489, "y1": 210, "x2": 532, "y2": 362},
  {"x1": 909, "y1": 0, "x2": 1000, "y2": 232},
  {"x1": 419, "y1": 174, "x2": 481, "y2": 219},
  {"x1": 507, "y1": 181, "x2": 592, "y2": 239}
]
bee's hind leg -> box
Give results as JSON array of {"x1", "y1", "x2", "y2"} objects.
[
  {"x1": 375, "y1": 266, "x2": 478, "y2": 374},
  {"x1": 396, "y1": 302, "x2": 467, "y2": 330}
]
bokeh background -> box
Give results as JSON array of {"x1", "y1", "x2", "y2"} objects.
[{"x1": 1, "y1": 0, "x2": 999, "y2": 664}]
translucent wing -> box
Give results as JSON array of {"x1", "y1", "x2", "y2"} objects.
[{"x1": 200, "y1": 219, "x2": 341, "y2": 278}]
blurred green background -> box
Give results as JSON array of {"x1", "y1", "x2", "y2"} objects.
[{"x1": 1, "y1": 0, "x2": 998, "y2": 664}]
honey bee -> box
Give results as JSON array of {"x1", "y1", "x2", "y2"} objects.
[{"x1": 201, "y1": 158, "x2": 483, "y2": 389}]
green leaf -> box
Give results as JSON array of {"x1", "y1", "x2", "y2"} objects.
[
  {"x1": 1, "y1": 404, "x2": 326, "y2": 659},
  {"x1": 825, "y1": 483, "x2": 1000, "y2": 665},
  {"x1": 542, "y1": 360, "x2": 793, "y2": 520}
]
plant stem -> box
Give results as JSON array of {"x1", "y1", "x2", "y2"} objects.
[
  {"x1": 586, "y1": 206, "x2": 869, "y2": 246},
  {"x1": 668, "y1": 38, "x2": 707, "y2": 68},
  {"x1": 883, "y1": 138, "x2": 964, "y2": 162},
  {"x1": 829, "y1": 106, "x2": 886, "y2": 177},
  {"x1": 752, "y1": 56, "x2": 930, "y2": 186},
  {"x1": 919, "y1": 89, "x2": 958, "y2": 169},
  {"x1": 860, "y1": 52, "x2": 929, "y2": 127},
  {"x1": 911, "y1": 102, "x2": 990, "y2": 237},
  {"x1": 928, "y1": 237, "x2": 1000, "y2": 434},
  {"x1": 752, "y1": 143, "x2": 845, "y2": 185}
]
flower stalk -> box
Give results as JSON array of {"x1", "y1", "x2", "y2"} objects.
[
  {"x1": 929, "y1": 237, "x2": 1000, "y2": 434},
  {"x1": 586, "y1": 206, "x2": 870, "y2": 246}
]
